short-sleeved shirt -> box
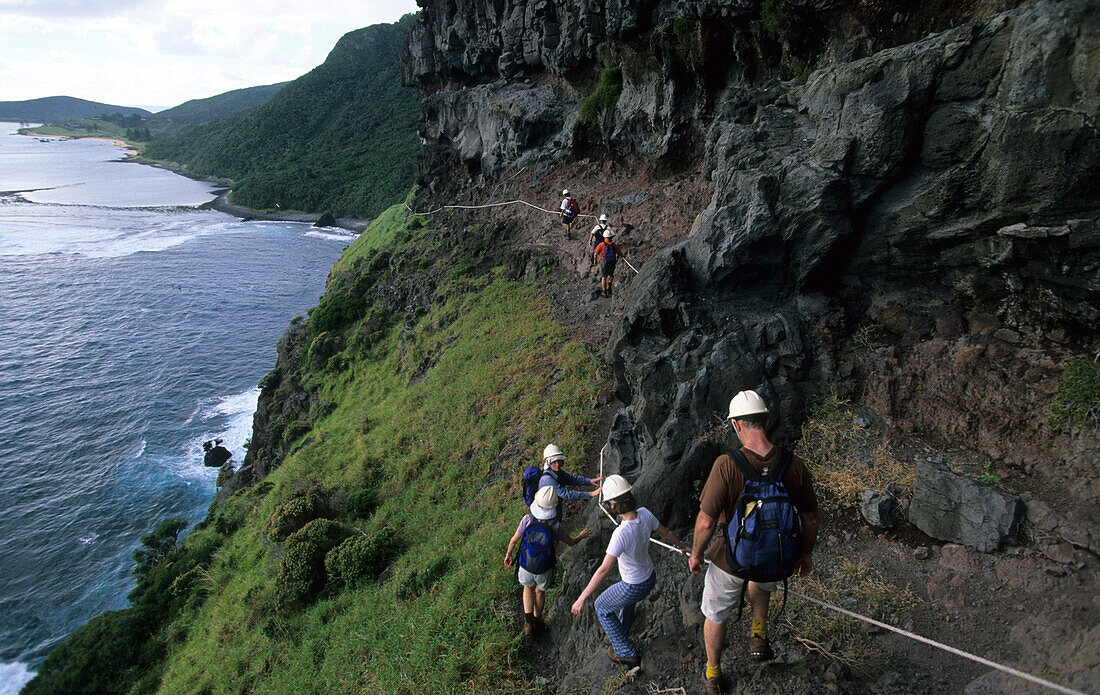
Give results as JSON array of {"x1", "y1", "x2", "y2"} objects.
[
  {"x1": 593, "y1": 241, "x2": 620, "y2": 262},
  {"x1": 606, "y1": 507, "x2": 660, "y2": 584},
  {"x1": 699, "y1": 447, "x2": 817, "y2": 574}
]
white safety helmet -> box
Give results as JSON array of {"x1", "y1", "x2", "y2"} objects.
[
  {"x1": 602, "y1": 229, "x2": 614, "y2": 238},
  {"x1": 562, "y1": 189, "x2": 570, "y2": 196},
  {"x1": 599, "y1": 214, "x2": 608, "y2": 223},
  {"x1": 728, "y1": 390, "x2": 769, "y2": 420},
  {"x1": 542, "y1": 443, "x2": 565, "y2": 469},
  {"x1": 531, "y1": 485, "x2": 558, "y2": 520},
  {"x1": 602, "y1": 474, "x2": 631, "y2": 501}
]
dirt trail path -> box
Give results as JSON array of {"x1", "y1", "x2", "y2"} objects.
[{"x1": 426, "y1": 163, "x2": 1098, "y2": 694}]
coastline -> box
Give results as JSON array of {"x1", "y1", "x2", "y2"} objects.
[
  {"x1": 15, "y1": 129, "x2": 372, "y2": 233},
  {"x1": 128, "y1": 154, "x2": 373, "y2": 233}
]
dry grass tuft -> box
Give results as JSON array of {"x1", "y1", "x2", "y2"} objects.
[
  {"x1": 785, "y1": 560, "x2": 919, "y2": 678},
  {"x1": 796, "y1": 395, "x2": 913, "y2": 510}
]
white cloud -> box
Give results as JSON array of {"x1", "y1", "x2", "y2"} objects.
[{"x1": 0, "y1": 0, "x2": 419, "y2": 106}]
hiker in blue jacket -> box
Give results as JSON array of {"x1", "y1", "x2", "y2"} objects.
[{"x1": 539, "y1": 443, "x2": 602, "y2": 519}]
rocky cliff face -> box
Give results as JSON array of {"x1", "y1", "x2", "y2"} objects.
[{"x1": 405, "y1": 0, "x2": 1098, "y2": 540}]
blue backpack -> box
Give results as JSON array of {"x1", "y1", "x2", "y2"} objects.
[
  {"x1": 522, "y1": 466, "x2": 542, "y2": 505},
  {"x1": 724, "y1": 448, "x2": 802, "y2": 618},
  {"x1": 518, "y1": 518, "x2": 555, "y2": 574},
  {"x1": 601, "y1": 242, "x2": 616, "y2": 263}
]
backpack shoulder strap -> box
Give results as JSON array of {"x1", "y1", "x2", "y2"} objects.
[
  {"x1": 729, "y1": 449, "x2": 760, "y2": 483},
  {"x1": 768, "y1": 447, "x2": 793, "y2": 482}
]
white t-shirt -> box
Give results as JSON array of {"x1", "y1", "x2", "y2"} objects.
[{"x1": 606, "y1": 507, "x2": 659, "y2": 584}]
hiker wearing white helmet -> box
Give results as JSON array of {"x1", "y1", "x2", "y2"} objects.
[
  {"x1": 689, "y1": 390, "x2": 819, "y2": 694},
  {"x1": 559, "y1": 189, "x2": 579, "y2": 239},
  {"x1": 571, "y1": 474, "x2": 688, "y2": 667},
  {"x1": 505, "y1": 485, "x2": 593, "y2": 636},
  {"x1": 592, "y1": 229, "x2": 624, "y2": 297},
  {"x1": 538, "y1": 444, "x2": 602, "y2": 518},
  {"x1": 590, "y1": 214, "x2": 611, "y2": 254}
]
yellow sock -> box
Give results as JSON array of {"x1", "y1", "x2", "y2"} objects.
[
  {"x1": 751, "y1": 617, "x2": 767, "y2": 639},
  {"x1": 706, "y1": 662, "x2": 721, "y2": 680}
]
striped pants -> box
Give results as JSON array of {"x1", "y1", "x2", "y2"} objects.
[{"x1": 593, "y1": 572, "x2": 656, "y2": 658}]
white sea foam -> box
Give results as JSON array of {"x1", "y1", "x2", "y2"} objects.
[
  {"x1": 179, "y1": 388, "x2": 261, "y2": 478},
  {"x1": 305, "y1": 229, "x2": 359, "y2": 243},
  {"x1": 132, "y1": 439, "x2": 147, "y2": 459},
  {"x1": 0, "y1": 662, "x2": 35, "y2": 694},
  {"x1": 78, "y1": 533, "x2": 99, "y2": 545}
]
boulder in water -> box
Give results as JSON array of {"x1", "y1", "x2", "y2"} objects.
[{"x1": 203, "y1": 443, "x2": 232, "y2": 468}]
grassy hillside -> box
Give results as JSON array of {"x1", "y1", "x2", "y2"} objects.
[
  {"x1": 24, "y1": 203, "x2": 604, "y2": 694},
  {"x1": 154, "y1": 83, "x2": 288, "y2": 126},
  {"x1": 141, "y1": 16, "x2": 419, "y2": 220}
]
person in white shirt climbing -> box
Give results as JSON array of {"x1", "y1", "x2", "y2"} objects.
[{"x1": 571, "y1": 475, "x2": 689, "y2": 667}]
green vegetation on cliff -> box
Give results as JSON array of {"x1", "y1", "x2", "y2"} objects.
[
  {"x1": 142, "y1": 17, "x2": 419, "y2": 219},
  {"x1": 25, "y1": 202, "x2": 603, "y2": 694}
]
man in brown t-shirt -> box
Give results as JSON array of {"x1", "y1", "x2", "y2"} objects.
[{"x1": 688, "y1": 390, "x2": 819, "y2": 694}]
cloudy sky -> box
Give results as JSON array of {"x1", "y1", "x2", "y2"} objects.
[{"x1": 0, "y1": 0, "x2": 420, "y2": 112}]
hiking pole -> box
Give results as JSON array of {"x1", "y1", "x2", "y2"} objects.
[{"x1": 624, "y1": 259, "x2": 640, "y2": 274}]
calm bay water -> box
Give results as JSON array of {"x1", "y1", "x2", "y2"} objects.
[{"x1": 0, "y1": 123, "x2": 355, "y2": 692}]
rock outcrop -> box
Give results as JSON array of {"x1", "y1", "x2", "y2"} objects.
[
  {"x1": 403, "y1": 1, "x2": 1099, "y2": 681},
  {"x1": 909, "y1": 460, "x2": 1023, "y2": 551}
]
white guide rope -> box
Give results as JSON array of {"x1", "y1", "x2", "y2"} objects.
[
  {"x1": 404, "y1": 198, "x2": 640, "y2": 273},
  {"x1": 405, "y1": 198, "x2": 599, "y2": 222},
  {"x1": 619, "y1": 514, "x2": 1086, "y2": 695},
  {"x1": 788, "y1": 589, "x2": 1086, "y2": 695}
]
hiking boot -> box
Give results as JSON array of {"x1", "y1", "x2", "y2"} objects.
[
  {"x1": 533, "y1": 616, "x2": 547, "y2": 636},
  {"x1": 606, "y1": 645, "x2": 640, "y2": 667},
  {"x1": 748, "y1": 635, "x2": 774, "y2": 661},
  {"x1": 523, "y1": 621, "x2": 534, "y2": 637},
  {"x1": 703, "y1": 672, "x2": 724, "y2": 695}
]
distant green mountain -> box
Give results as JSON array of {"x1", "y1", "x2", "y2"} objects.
[
  {"x1": 0, "y1": 96, "x2": 151, "y2": 123},
  {"x1": 154, "y1": 82, "x2": 288, "y2": 126},
  {"x1": 143, "y1": 15, "x2": 418, "y2": 220}
]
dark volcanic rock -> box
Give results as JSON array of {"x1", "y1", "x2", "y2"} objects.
[
  {"x1": 203, "y1": 445, "x2": 232, "y2": 468},
  {"x1": 909, "y1": 460, "x2": 1024, "y2": 552},
  {"x1": 860, "y1": 489, "x2": 900, "y2": 529},
  {"x1": 314, "y1": 213, "x2": 337, "y2": 228}
]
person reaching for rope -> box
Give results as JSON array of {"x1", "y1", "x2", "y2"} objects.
[
  {"x1": 539, "y1": 444, "x2": 602, "y2": 518},
  {"x1": 688, "y1": 390, "x2": 819, "y2": 694},
  {"x1": 571, "y1": 475, "x2": 689, "y2": 667},
  {"x1": 559, "y1": 189, "x2": 579, "y2": 239},
  {"x1": 593, "y1": 229, "x2": 624, "y2": 297}
]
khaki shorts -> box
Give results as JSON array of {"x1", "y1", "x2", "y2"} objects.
[
  {"x1": 518, "y1": 566, "x2": 554, "y2": 591},
  {"x1": 701, "y1": 562, "x2": 779, "y2": 624}
]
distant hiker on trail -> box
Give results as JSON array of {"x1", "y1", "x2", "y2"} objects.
[
  {"x1": 571, "y1": 475, "x2": 689, "y2": 667},
  {"x1": 590, "y1": 214, "x2": 610, "y2": 253},
  {"x1": 560, "y1": 189, "x2": 579, "y2": 239},
  {"x1": 688, "y1": 390, "x2": 819, "y2": 694},
  {"x1": 539, "y1": 444, "x2": 602, "y2": 518},
  {"x1": 505, "y1": 485, "x2": 593, "y2": 636},
  {"x1": 593, "y1": 229, "x2": 624, "y2": 297}
]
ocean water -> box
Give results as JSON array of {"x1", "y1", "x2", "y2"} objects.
[{"x1": 0, "y1": 123, "x2": 356, "y2": 692}]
